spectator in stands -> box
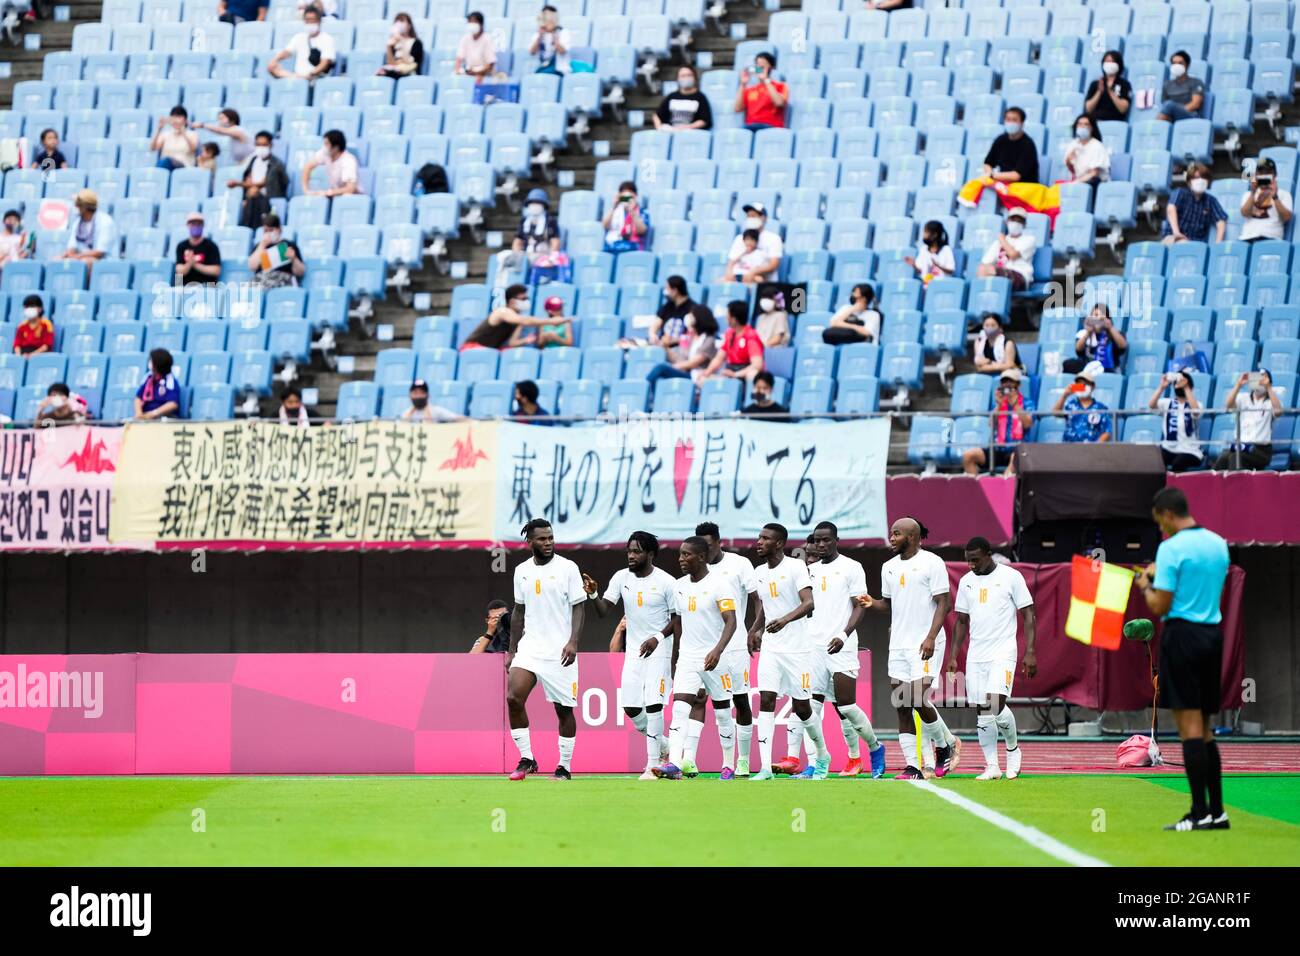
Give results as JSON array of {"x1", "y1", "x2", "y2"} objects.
[
  {"x1": 198, "y1": 142, "x2": 221, "y2": 175},
  {"x1": 32, "y1": 128, "x2": 67, "y2": 171},
  {"x1": 230, "y1": 131, "x2": 288, "y2": 228},
  {"x1": 754, "y1": 291, "x2": 790, "y2": 347},
  {"x1": 12, "y1": 294, "x2": 52, "y2": 356},
  {"x1": 701, "y1": 300, "x2": 765, "y2": 383},
  {"x1": 402, "y1": 379, "x2": 461, "y2": 422},
  {"x1": 1084, "y1": 50, "x2": 1132, "y2": 123},
  {"x1": 279, "y1": 386, "x2": 310, "y2": 427},
  {"x1": 1054, "y1": 364, "x2": 1112, "y2": 444},
  {"x1": 195, "y1": 108, "x2": 252, "y2": 165},
  {"x1": 509, "y1": 295, "x2": 573, "y2": 348},
  {"x1": 976, "y1": 209, "x2": 1036, "y2": 292},
  {"x1": 61, "y1": 190, "x2": 117, "y2": 268},
  {"x1": 735, "y1": 51, "x2": 788, "y2": 131},
  {"x1": 1149, "y1": 372, "x2": 1203, "y2": 473},
  {"x1": 722, "y1": 202, "x2": 782, "y2": 283},
  {"x1": 1213, "y1": 370, "x2": 1283, "y2": 471},
  {"x1": 470, "y1": 600, "x2": 512, "y2": 653},
  {"x1": 269, "y1": 5, "x2": 336, "y2": 81},
  {"x1": 1062, "y1": 114, "x2": 1110, "y2": 186},
  {"x1": 152, "y1": 105, "x2": 198, "y2": 170},
  {"x1": 823, "y1": 283, "x2": 880, "y2": 345},
  {"x1": 35, "y1": 383, "x2": 90, "y2": 424},
  {"x1": 982, "y1": 107, "x2": 1039, "y2": 185},
  {"x1": 962, "y1": 368, "x2": 1034, "y2": 475},
  {"x1": 1163, "y1": 163, "x2": 1226, "y2": 244},
  {"x1": 863, "y1": 0, "x2": 913, "y2": 9},
  {"x1": 175, "y1": 212, "x2": 222, "y2": 287},
  {"x1": 971, "y1": 311, "x2": 1019, "y2": 375},
  {"x1": 602, "y1": 180, "x2": 649, "y2": 254},
  {"x1": 904, "y1": 220, "x2": 955, "y2": 284},
  {"x1": 494, "y1": 188, "x2": 560, "y2": 289},
  {"x1": 646, "y1": 304, "x2": 719, "y2": 390},
  {"x1": 248, "y1": 213, "x2": 305, "y2": 289},
  {"x1": 134, "y1": 349, "x2": 182, "y2": 421},
  {"x1": 742, "y1": 370, "x2": 789, "y2": 416},
  {"x1": 1064, "y1": 302, "x2": 1126, "y2": 374},
  {"x1": 301, "y1": 130, "x2": 360, "y2": 198},
  {"x1": 721, "y1": 229, "x2": 770, "y2": 284},
  {"x1": 218, "y1": 0, "x2": 267, "y2": 24},
  {"x1": 455, "y1": 11, "x2": 497, "y2": 83},
  {"x1": 297, "y1": 0, "x2": 337, "y2": 16},
  {"x1": 1239, "y1": 158, "x2": 1292, "y2": 243},
  {"x1": 654, "y1": 65, "x2": 713, "y2": 131},
  {"x1": 648, "y1": 275, "x2": 694, "y2": 348},
  {"x1": 0, "y1": 208, "x2": 31, "y2": 268},
  {"x1": 377, "y1": 12, "x2": 424, "y2": 78},
  {"x1": 461, "y1": 284, "x2": 567, "y2": 350},
  {"x1": 513, "y1": 380, "x2": 552, "y2": 423},
  {"x1": 529, "y1": 5, "x2": 570, "y2": 74},
  {"x1": 1156, "y1": 50, "x2": 1205, "y2": 122}
]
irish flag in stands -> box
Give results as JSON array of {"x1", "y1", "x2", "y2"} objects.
[
  {"x1": 958, "y1": 176, "x2": 1062, "y2": 226},
  {"x1": 1064, "y1": 554, "x2": 1135, "y2": 651}
]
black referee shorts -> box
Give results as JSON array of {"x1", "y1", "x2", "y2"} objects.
[{"x1": 1158, "y1": 618, "x2": 1224, "y2": 712}]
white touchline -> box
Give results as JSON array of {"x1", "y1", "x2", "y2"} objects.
[{"x1": 912, "y1": 780, "x2": 1111, "y2": 868}]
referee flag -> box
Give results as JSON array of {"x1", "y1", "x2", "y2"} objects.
[{"x1": 1064, "y1": 554, "x2": 1135, "y2": 651}]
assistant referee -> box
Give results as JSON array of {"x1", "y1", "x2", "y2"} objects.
[{"x1": 1136, "y1": 487, "x2": 1231, "y2": 832}]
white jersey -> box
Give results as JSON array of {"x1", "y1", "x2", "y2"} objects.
[
  {"x1": 603, "y1": 566, "x2": 676, "y2": 661},
  {"x1": 955, "y1": 563, "x2": 1033, "y2": 663},
  {"x1": 708, "y1": 550, "x2": 757, "y2": 652},
  {"x1": 670, "y1": 570, "x2": 738, "y2": 658},
  {"x1": 881, "y1": 548, "x2": 950, "y2": 649},
  {"x1": 752, "y1": 555, "x2": 812, "y2": 653},
  {"x1": 808, "y1": 553, "x2": 869, "y2": 646},
  {"x1": 513, "y1": 553, "x2": 586, "y2": 658}
]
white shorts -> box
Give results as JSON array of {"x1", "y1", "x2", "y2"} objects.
[
  {"x1": 621, "y1": 653, "x2": 672, "y2": 710},
  {"x1": 966, "y1": 659, "x2": 1016, "y2": 705},
  {"x1": 708, "y1": 647, "x2": 751, "y2": 701},
  {"x1": 887, "y1": 637, "x2": 947, "y2": 684},
  {"x1": 511, "y1": 649, "x2": 578, "y2": 707},
  {"x1": 756, "y1": 649, "x2": 813, "y2": 700},
  {"x1": 810, "y1": 645, "x2": 859, "y2": 698}
]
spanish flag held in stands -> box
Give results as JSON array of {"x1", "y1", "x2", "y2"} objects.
[
  {"x1": 1064, "y1": 554, "x2": 1135, "y2": 651},
  {"x1": 958, "y1": 177, "x2": 1062, "y2": 226}
]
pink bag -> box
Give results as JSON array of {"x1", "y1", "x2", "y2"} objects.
[{"x1": 1117, "y1": 734, "x2": 1160, "y2": 767}]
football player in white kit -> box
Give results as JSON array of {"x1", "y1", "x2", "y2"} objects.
[
  {"x1": 946, "y1": 537, "x2": 1037, "y2": 780},
  {"x1": 694, "y1": 522, "x2": 758, "y2": 777},
  {"x1": 747, "y1": 523, "x2": 832, "y2": 781},
  {"x1": 582, "y1": 531, "x2": 677, "y2": 779},
  {"x1": 773, "y1": 534, "x2": 824, "y2": 773},
  {"x1": 856, "y1": 517, "x2": 962, "y2": 779},
  {"x1": 807, "y1": 521, "x2": 887, "y2": 778},
  {"x1": 653, "y1": 536, "x2": 739, "y2": 780},
  {"x1": 507, "y1": 518, "x2": 588, "y2": 781}
]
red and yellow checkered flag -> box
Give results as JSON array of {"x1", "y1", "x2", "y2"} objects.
[{"x1": 1064, "y1": 554, "x2": 1135, "y2": 651}]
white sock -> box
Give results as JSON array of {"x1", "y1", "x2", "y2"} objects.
[
  {"x1": 668, "y1": 700, "x2": 691, "y2": 766},
  {"x1": 629, "y1": 709, "x2": 648, "y2": 734},
  {"x1": 801, "y1": 714, "x2": 829, "y2": 761},
  {"x1": 842, "y1": 717, "x2": 860, "y2": 759},
  {"x1": 923, "y1": 738, "x2": 936, "y2": 770},
  {"x1": 839, "y1": 703, "x2": 879, "y2": 751},
  {"x1": 558, "y1": 735, "x2": 575, "y2": 770},
  {"x1": 685, "y1": 718, "x2": 705, "y2": 763},
  {"x1": 977, "y1": 713, "x2": 999, "y2": 769},
  {"x1": 785, "y1": 710, "x2": 804, "y2": 759},
  {"x1": 898, "y1": 732, "x2": 918, "y2": 769},
  {"x1": 737, "y1": 721, "x2": 753, "y2": 766},
  {"x1": 645, "y1": 709, "x2": 664, "y2": 768},
  {"x1": 715, "y1": 708, "x2": 736, "y2": 770},
  {"x1": 996, "y1": 706, "x2": 1019, "y2": 750},
  {"x1": 511, "y1": 727, "x2": 533, "y2": 761},
  {"x1": 921, "y1": 717, "x2": 945, "y2": 753},
  {"x1": 758, "y1": 710, "x2": 776, "y2": 769},
  {"x1": 803, "y1": 699, "x2": 824, "y2": 760}
]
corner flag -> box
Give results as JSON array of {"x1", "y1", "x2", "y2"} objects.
[{"x1": 1064, "y1": 554, "x2": 1135, "y2": 651}]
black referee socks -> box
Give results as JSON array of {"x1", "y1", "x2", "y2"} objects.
[
  {"x1": 1205, "y1": 741, "x2": 1224, "y2": 817},
  {"x1": 1182, "y1": 739, "x2": 1209, "y2": 818}
]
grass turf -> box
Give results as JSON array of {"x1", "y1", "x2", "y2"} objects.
[{"x1": 0, "y1": 774, "x2": 1297, "y2": 866}]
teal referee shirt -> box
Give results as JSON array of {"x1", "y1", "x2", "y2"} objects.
[{"x1": 1153, "y1": 526, "x2": 1230, "y2": 624}]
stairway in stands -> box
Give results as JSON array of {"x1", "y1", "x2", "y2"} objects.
[{"x1": 0, "y1": 3, "x2": 98, "y2": 105}]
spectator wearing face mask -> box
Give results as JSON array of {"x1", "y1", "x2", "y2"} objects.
[
  {"x1": 977, "y1": 210, "x2": 1036, "y2": 292},
  {"x1": 1084, "y1": 50, "x2": 1132, "y2": 122},
  {"x1": 0, "y1": 208, "x2": 32, "y2": 269},
  {"x1": 646, "y1": 304, "x2": 719, "y2": 389},
  {"x1": 654, "y1": 65, "x2": 713, "y2": 131},
  {"x1": 269, "y1": 5, "x2": 336, "y2": 81},
  {"x1": 494, "y1": 188, "x2": 561, "y2": 288},
  {"x1": 742, "y1": 370, "x2": 789, "y2": 416},
  {"x1": 724, "y1": 202, "x2": 782, "y2": 283},
  {"x1": 962, "y1": 368, "x2": 1033, "y2": 475},
  {"x1": 1149, "y1": 372, "x2": 1203, "y2": 472},
  {"x1": 1054, "y1": 363, "x2": 1112, "y2": 444},
  {"x1": 248, "y1": 213, "x2": 305, "y2": 289},
  {"x1": 12, "y1": 295, "x2": 53, "y2": 356},
  {"x1": 402, "y1": 379, "x2": 461, "y2": 422},
  {"x1": 602, "y1": 180, "x2": 650, "y2": 254},
  {"x1": 823, "y1": 283, "x2": 881, "y2": 345},
  {"x1": 1213, "y1": 370, "x2": 1283, "y2": 471},
  {"x1": 175, "y1": 212, "x2": 222, "y2": 286},
  {"x1": 1157, "y1": 50, "x2": 1205, "y2": 122},
  {"x1": 152, "y1": 105, "x2": 198, "y2": 170},
  {"x1": 1064, "y1": 302, "x2": 1126, "y2": 374},
  {"x1": 981, "y1": 107, "x2": 1039, "y2": 185},
  {"x1": 460, "y1": 284, "x2": 568, "y2": 351},
  {"x1": 509, "y1": 296, "x2": 574, "y2": 349},
  {"x1": 376, "y1": 13, "x2": 424, "y2": 78},
  {"x1": 648, "y1": 275, "x2": 694, "y2": 348},
  {"x1": 301, "y1": 129, "x2": 361, "y2": 198},
  {"x1": 701, "y1": 300, "x2": 765, "y2": 383},
  {"x1": 971, "y1": 312, "x2": 1019, "y2": 374},
  {"x1": 904, "y1": 220, "x2": 955, "y2": 284},
  {"x1": 230, "y1": 130, "x2": 288, "y2": 228},
  {"x1": 1163, "y1": 163, "x2": 1226, "y2": 245},
  {"x1": 194, "y1": 108, "x2": 252, "y2": 164},
  {"x1": 754, "y1": 292, "x2": 790, "y2": 347},
  {"x1": 1062, "y1": 114, "x2": 1109, "y2": 186},
  {"x1": 279, "y1": 386, "x2": 310, "y2": 427},
  {"x1": 1239, "y1": 157, "x2": 1292, "y2": 243},
  {"x1": 455, "y1": 12, "x2": 496, "y2": 82},
  {"x1": 734, "y1": 51, "x2": 788, "y2": 131},
  {"x1": 135, "y1": 349, "x2": 182, "y2": 421},
  {"x1": 35, "y1": 383, "x2": 91, "y2": 424}
]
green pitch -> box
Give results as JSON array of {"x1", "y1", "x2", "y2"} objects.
[{"x1": 1, "y1": 774, "x2": 1297, "y2": 866}]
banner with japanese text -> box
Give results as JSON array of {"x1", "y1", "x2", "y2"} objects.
[
  {"x1": 492, "y1": 418, "x2": 890, "y2": 544},
  {"x1": 107, "y1": 420, "x2": 499, "y2": 548},
  {"x1": 0, "y1": 426, "x2": 123, "y2": 550}
]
